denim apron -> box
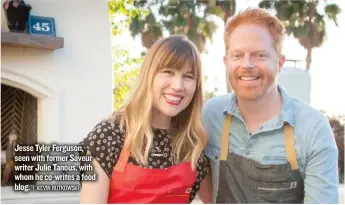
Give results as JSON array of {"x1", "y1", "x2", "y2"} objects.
[{"x1": 216, "y1": 114, "x2": 304, "y2": 203}]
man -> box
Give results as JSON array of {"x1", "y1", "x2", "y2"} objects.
[{"x1": 201, "y1": 8, "x2": 339, "y2": 203}]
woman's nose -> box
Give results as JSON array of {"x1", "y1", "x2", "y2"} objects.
[{"x1": 170, "y1": 76, "x2": 184, "y2": 91}]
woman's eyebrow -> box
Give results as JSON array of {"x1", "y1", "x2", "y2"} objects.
[{"x1": 187, "y1": 70, "x2": 194, "y2": 74}]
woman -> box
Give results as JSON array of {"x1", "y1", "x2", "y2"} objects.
[{"x1": 79, "y1": 35, "x2": 211, "y2": 203}]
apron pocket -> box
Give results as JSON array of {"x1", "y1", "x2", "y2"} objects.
[
  {"x1": 257, "y1": 181, "x2": 299, "y2": 203},
  {"x1": 258, "y1": 181, "x2": 297, "y2": 191},
  {"x1": 156, "y1": 187, "x2": 192, "y2": 203},
  {"x1": 165, "y1": 187, "x2": 192, "y2": 196}
]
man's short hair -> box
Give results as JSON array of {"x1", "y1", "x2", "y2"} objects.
[{"x1": 224, "y1": 8, "x2": 286, "y2": 55}]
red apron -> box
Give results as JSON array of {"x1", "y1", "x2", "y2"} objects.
[{"x1": 107, "y1": 142, "x2": 197, "y2": 203}]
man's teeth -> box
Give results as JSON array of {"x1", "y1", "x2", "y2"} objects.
[
  {"x1": 163, "y1": 94, "x2": 182, "y2": 102},
  {"x1": 240, "y1": 76, "x2": 259, "y2": 81}
]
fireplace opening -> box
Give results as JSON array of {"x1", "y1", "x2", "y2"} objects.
[{"x1": 1, "y1": 83, "x2": 38, "y2": 187}]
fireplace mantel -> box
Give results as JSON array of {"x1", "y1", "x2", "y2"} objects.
[{"x1": 1, "y1": 32, "x2": 64, "y2": 50}]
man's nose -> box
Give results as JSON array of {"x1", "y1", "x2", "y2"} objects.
[{"x1": 241, "y1": 55, "x2": 254, "y2": 69}]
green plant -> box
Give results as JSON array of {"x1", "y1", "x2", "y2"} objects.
[
  {"x1": 259, "y1": 0, "x2": 341, "y2": 71},
  {"x1": 109, "y1": 0, "x2": 147, "y2": 110}
]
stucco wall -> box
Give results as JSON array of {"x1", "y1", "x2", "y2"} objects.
[{"x1": 1, "y1": 0, "x2": 113, "y2": 145}]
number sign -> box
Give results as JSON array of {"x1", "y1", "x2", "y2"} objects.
[{"x1": 28, "y1": 15, "x2": 56, "y2": 36}]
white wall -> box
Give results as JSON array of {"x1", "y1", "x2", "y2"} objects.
[
  {"x1": 278, "y1": 67, "x2": 311, "y2": 104},
  {"x1": 1, "y1": 0, "x2": 113, "y2": 144},
  {"x1": 1, "y1": 1, "x2": 113, "y2": 202}
]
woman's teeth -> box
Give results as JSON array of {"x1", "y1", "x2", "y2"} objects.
[{"x1": 163, "y1": 94, "x2": 182, "y2": 102}]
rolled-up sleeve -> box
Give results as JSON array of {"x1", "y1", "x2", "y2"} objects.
[
  {"x1": 304, "y1": 117, "x2": 339, "y2": 203},
  {"x1": 202, "y1": 99, "x2": 221, "y2": 203}
]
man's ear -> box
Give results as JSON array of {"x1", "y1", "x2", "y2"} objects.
[
  {"x1": 278, "y1": 55, "x2": 286, "y2": 72},
  {"x1": 223, "y1": 55, "x2": 227, "y2": 66}
]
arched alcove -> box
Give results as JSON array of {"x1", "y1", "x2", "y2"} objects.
[{"x1": 1, "y1": 67, "x2": 56, "y2": 188}]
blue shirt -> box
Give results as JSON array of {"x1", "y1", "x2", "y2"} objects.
[{"x1": 202, "y1": 85, "x2": 339, "y2": 203}]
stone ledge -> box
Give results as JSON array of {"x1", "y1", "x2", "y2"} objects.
[{"x1": 1, "y1": 32, "x2": 64, "y2": 50}]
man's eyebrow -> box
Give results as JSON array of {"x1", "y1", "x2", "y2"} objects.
[
  {"x1": 229, "y1": 49, "x2": 242, "y2": 52},
  {"x1": 228, "y1": 50, "x2": 270, "y2": 55},
  {"x1": 253, "y1": 50, "x2": 269, "y2": 53},
  {"x1": 228, "y1": 49, "x2": 242, "y2": 53}
]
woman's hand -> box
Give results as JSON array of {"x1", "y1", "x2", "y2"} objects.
[{"x1": 197, "y1": 172, "x2": 213, "y2": 203}]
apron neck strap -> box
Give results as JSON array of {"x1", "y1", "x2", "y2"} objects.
[
  {"x1": 220, "y1": 113, "x2": 299, "y2": 170},
  {"x1": 114, "y1": 138, "x2": 130, "y2": 172},
  {"x1": 220, "y1": 114, "x2": 232, "y2": 161},
  {"x1": 283, "y1": 124, "x2": 299, "y2": 170}
]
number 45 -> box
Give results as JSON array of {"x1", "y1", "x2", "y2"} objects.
[{"x1": 33, "y1": 22, "x2": 50, "y2": 32}]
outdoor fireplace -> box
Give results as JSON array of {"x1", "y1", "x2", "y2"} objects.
[
  {"x1": 1, "y1": 67, "x2": 56, "y2": 188},
  {"x1": 1, "y1": 84, "x2": 37, "y2": 148}
]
